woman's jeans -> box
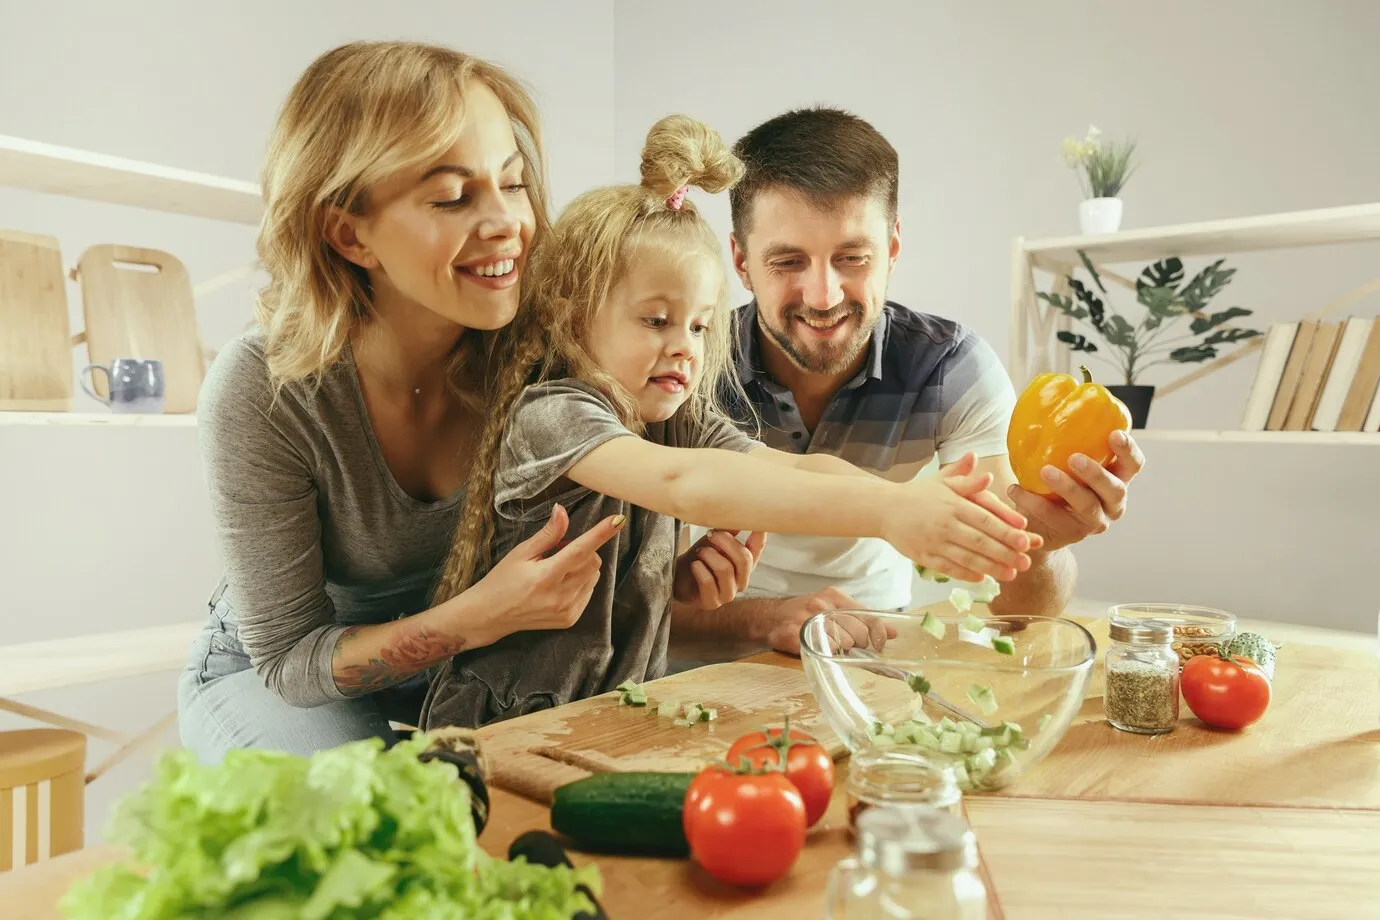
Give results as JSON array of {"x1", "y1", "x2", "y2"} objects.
[{"x1": 175, "y1": 583, "x2": 424, "y2": 762}]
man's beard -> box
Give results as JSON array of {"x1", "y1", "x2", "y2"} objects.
[{"x1": 760, "y1": 301, "x2": 876, "y2": 376}]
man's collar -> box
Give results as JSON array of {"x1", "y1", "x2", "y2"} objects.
[{"x1": 734, "y1": 300, "x2": 889, "y2": 388}]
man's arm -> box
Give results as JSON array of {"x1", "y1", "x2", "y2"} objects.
[{"x1": 670, "y1": 587, "x2": 865, "y2": 659}]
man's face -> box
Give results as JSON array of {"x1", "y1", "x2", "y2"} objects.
[{"x1": 731, "y1": 188, "x2": 900, "y2": 376}]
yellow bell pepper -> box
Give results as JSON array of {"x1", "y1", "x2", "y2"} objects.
[{"x1": 1007, "y1": 365, "x2": 1132, "y2": 495}]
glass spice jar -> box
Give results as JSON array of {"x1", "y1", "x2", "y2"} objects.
[
  {"x1": 1103, "y1": 617, "x2": 1180, "y2": 734},
  {"x1": 845, "y1": 747, "x2": 963, "y2": 836}
]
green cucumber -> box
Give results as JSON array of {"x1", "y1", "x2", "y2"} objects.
[{"x1": 550, "y1": 771, "x2": 696, "y2": 857}]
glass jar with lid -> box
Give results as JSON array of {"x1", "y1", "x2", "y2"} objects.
[
  {"x1": 845, "y1": 746, "x2": 962, "y2": 836},
  {"x1": 825, "y1": 805, "x2": 987, "y2": 919},
  {"x1": 1103, "y1": 616, "x2": 1180, "y2": 734}
]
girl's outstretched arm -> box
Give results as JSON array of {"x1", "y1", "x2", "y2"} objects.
[{"x1": 566, "y1": 438, "x2": 1040, "y2": 583}]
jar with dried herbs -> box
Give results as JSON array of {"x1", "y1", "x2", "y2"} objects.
[{"x1": 1104, "y1": 618, "x2": 1179, "y2": 734}]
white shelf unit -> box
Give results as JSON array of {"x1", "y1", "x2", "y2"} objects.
[
  {"x1": 1010, "y1": 201, "x2": 1380, "y2": 446},
  {"x1": 1, "y1": 134, "x2": 263, "y2": 425},
  {"x1": 0, "y1": 133, "x2": 262, "y2": 224}
]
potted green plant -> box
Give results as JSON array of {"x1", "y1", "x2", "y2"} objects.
[
  {"x1": 1037, "y1": 252, "x2": 1264, "y2": 427},
  {"x1": 1062, "y1": 125, "x2": 1138, "y2": 234}
]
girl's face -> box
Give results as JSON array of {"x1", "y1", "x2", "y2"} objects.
[
  {"x1": 589, "y1": 245, "x2": 722, "y2": 423},
  {"x1": 330, "y1": 80, "x2": 537, "y2": 333}
]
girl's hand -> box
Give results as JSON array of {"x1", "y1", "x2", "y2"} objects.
[
  {"x1": 883, "y1": 452, "x2": 1043, "y2": 583},
  {"x1": 467, "y1": 504, "x2": 626, "y2": 640},
  {"x1": 673, "y1": 529, "x2": 767, "y2": 611}
]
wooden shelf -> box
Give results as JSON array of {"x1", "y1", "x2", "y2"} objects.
[
  {"x1": 1021, "y1": 200, "x2": 1380, "y2": 265},
  {"x1": 1129, "y1": 428, "x2": 1380, "y2": 445},
  {"x1": 0, "y1": 133, "x2": 262, "y2": 225},
  {"x1": 0, "y1": 411, "x2": 197, "y2": 427}
]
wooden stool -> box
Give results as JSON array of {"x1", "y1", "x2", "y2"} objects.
[{"x1": 0, "y1": 729, "x2": 85, "y2": 872}]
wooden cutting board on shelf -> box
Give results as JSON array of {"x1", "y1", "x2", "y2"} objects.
[
  {"x1": 473, "y1": 661, "x2": 849, "y2": 804},
  {"x1": 0, "y1": 229, "x2": 72, "y2": 411},
  {"x1": 74, "y1": 244, "x2": 203, "y2": 414}
]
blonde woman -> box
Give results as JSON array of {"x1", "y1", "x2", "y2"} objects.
[
  {"x1": 418, "y1": 115, "x2": 1039, "y2": 730},
  {"x1": 176, "y1": 41, "x2": 634, "y2": 759}
]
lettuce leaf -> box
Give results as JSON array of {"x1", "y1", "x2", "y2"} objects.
[{"x1": 60, "y1": 736, "x2": 599, "y2": 920}]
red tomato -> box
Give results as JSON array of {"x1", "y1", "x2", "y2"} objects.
[
  {"x1": 726, "y1": 730, "x2": 834, "y2": 828},
  {"x1": 682, "y1": 765, "x2": 806, "y2": 887},
  {"x1": 1180, "y1": 652, "x2": 1271, "y2": 730}
]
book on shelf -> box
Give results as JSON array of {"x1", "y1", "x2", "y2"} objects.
[{"x1": 1242, "y1": 316, "x2": 1380, "y2": 433}]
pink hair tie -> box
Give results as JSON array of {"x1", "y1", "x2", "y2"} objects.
[{"x1": 666, "y1": 185, "x2": 689, "y2": 210}]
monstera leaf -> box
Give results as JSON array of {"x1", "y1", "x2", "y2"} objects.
[
  {"x1": 1037, "y1": 290, "x2": 1085, "y2": 320},
  {"x1": 1189, "y1": 306, "x2": 1253, "y2": 334},
  {"x1": 1170, "y1": 345, "x2": 1219, "y2": 363},
  {"x1": 1099, "y1": 315, "x2": 1136, "y2": 348},
  {"x1": 1202, "y1": 327, "x2": 1262, "y2": 346},
  {"x1": 1180, "y1": 259, "x2": 1236, "y2": 312},
  {"x1": 1069, "y1": 279, "x2": 1106, "y2": 329},
  {"x1": 1056, "y1": 330, "x2": 1099, "y2": 352}
]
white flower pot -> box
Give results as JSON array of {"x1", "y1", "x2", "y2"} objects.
[{"x1": 1079, "y1": 197, "x2": 1123, "y2": 235}]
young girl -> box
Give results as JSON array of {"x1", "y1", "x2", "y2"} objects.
[{"x1": 419, "y1": 115, "x2": 1039, "y2": 729}]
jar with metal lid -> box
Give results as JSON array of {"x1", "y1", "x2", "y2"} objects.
[
  {"x1": 845, "y1": 747, "x2": 962, "y2": 836},
  {"x1": 824, "y1": 805, "x2": 987, "y2": 919},
  {"x1": 1103, "y1": 616, "x2": 1180, "y2": 734}
]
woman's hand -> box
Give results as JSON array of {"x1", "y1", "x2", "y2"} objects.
[
  {"x1": 673, "y1": 529, "x2": 767, "y2": 611},
  {"x1": 465, "y1": 504, "x2": 626, "y2": 641},
  {"x1": 882, "y1": 452, "x2": 1043, "y2": 583}
]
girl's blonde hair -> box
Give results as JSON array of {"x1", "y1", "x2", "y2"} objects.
[
  {"x1": 254, "y1": 40, "x2": 552, "y2": 389},
  {"x1": 431, "y1": 113, "x2": 746, "y2": 605}
]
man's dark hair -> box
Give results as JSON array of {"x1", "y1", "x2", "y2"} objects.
[{"x1": 728, "y1": 105, "x2": 899, "y2": 243}]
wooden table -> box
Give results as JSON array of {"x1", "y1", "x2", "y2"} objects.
[{"x1": 4, "y1": 615, "x2": 1378, "y2": 919}]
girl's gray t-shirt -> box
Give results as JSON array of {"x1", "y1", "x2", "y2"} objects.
[
  {"x1": 197, "y1": 331, "x2": 464, "y2": 708},
  {"x1": 420, "y1": 379, "x2": 759, "y2": 730}
]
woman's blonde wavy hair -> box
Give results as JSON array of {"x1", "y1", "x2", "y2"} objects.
[
  {"x1": 254, "y1": 40, "x2": 552, "y2": 389},
  {"x1": 430, "y1": 113, "x2": 748, "y2": 605}
]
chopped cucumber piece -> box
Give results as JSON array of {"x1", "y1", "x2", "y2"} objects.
[
  {"x1": 700, "y1": 708, "x2": 717, "y2": 722},
  {"x1": 657, "y1": 699, "x2": 680, "y2": 718},
  {"x1": 915, "y1": 565, "x2": 951, "y2": 583},
  {"x1": 683, "y1": 704, "x2": 703, "y2": 722},
  {"x1": 1038, "y1": 713, "x2": 1053, "y2": 733},
  {"x1": 871, "y1": 734, "x2": 897, "y2": 749},
  {"x1": 974, "y1": 735, "x2": 995, "y2": 752},
  {"x1": 971, "y1": 575, "x2": 1001, "y2": 605},
  {"x1": 907, "y1": 672, "x2": 932, "y2": 694},
  {"x1": 939, "y1": 731, "x2": 964, "y2": 754},
  {"x1": 961, "y1": 613, "x2": 985, "y2": 634},
  {"x1": 920, "y1": 612, "x2": 946, "y2": 640},
  {"x1": 967, "y1": 684, "x2": 999, "y2": 716},
  {"x1": 938, "y1": 717, "x2": 958, "y2": 733},
  {"x1": 672, "y1": 718, "x2": 693, "y2": 728},
  {"x1": 950, "y1": 589, "x2": 974, "y2": 613},
  {"x1": 990, "y1": 636, "x2": 1016, "y2": 656}
]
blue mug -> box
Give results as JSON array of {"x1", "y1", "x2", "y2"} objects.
[{"x1": 80, "y1": 358, "x2": 166, "y2": 413}]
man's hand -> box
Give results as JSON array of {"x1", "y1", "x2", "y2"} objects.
[
  {"x1": 673, "y1": 530, "x2": 767, "y2": 611},
  {"x1": 1005, "y1": 429, "x2": 1146, "y2": 552},
  {"x1": 763, "y1": 587, "x2": 896, "y2": 656}
]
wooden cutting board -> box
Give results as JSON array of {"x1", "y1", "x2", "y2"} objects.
[
  {"x1": 998, "y1": 641, "x2": 1380, "y2": 809},
  {"x1": 0, "y1": 229, "x2": 72, "y2": 410},
  {"x1": 74, "y1": 244, "x2": 203, "y2": 414},
  {"x1": 473, "y1": 661, "x2": 849, "y2": 804}
]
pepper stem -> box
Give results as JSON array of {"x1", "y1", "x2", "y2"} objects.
[{"x1": 1078, "y1": 365, "x2": 1093, "y2": 384}]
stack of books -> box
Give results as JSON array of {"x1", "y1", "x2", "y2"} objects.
[{"x1": 1240, "y1": 317, "x2": 1380, "y2": 432}]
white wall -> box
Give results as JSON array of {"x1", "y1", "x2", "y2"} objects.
[
  {"x1": 3, "y1": 0, "x2": 1379, "y2": 847},
  {"x1": 615, "y1": 0, "x2": 1380, "y2": 630},
  {"x1": 0, "y1": 0, "x2": 617, "y2": 843}
]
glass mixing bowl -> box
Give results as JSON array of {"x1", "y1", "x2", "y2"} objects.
[{"x1": 800, "y1": 610, "x2": 1096, "y2": 793}]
